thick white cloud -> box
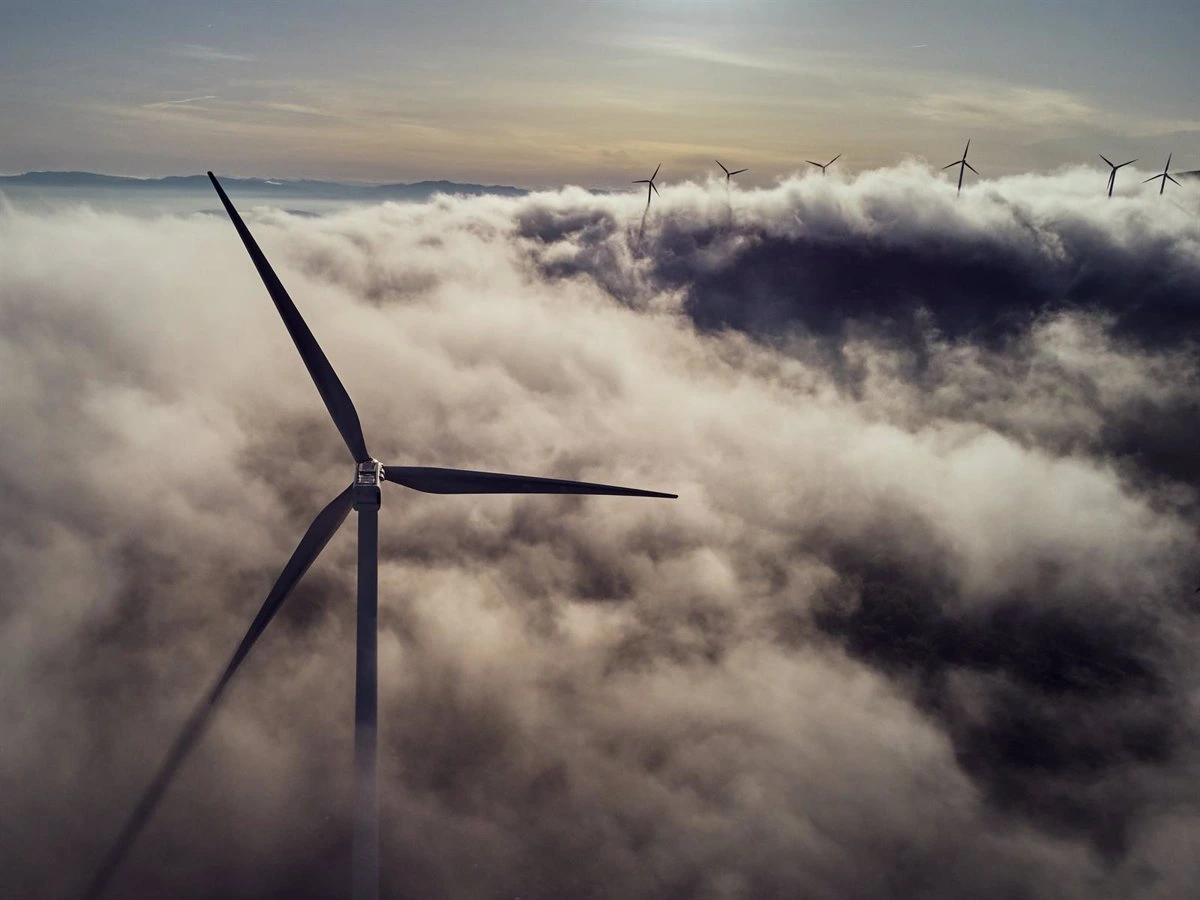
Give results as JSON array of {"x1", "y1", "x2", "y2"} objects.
[{"x1": 2, "y1": 167, "x2": 1199, "y2": 898}]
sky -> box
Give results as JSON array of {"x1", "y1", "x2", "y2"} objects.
[{"x1": 2, "y1": 0, "x2": 1198, "y2": 186}]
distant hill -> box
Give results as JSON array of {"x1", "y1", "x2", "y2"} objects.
[
  {"x1": 0, "y1": 171, "x2": 529, "y2": 201},
  {"x1": 1180, "y1": 170, "x2": 1200, "y2": 180}
]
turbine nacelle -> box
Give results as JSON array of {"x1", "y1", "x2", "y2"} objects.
[{"x1": 354, "y1": 459, "x2": 383, "y2": 510}]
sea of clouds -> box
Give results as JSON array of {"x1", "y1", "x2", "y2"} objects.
[{"x1": 2, "y1": 164, "x2": 1200, "y2": 899}]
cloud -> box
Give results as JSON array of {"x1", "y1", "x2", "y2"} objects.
[
  {"x1": 905, "y1": 84, "x2": 1200, "y2": 142},
  {"x1": 2, "y1": 168, "x2": 1200, "y2": 898},
  {"x1": 142, "y1": 95, "x2": 219, "y2": 109},
  {"x1": 167, "y1": 43, "x2": 255, "y2": 63},
  {"x1": 907, "y1": 86, "x2": 1100, "y2": 129},
  {"x1": 613, "y1": 35, "x2": 803, "y2": 75}
]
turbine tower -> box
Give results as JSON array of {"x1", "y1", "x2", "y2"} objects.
[
  {"x1": 80, "y1": 173, "x2": 676, "y2": 900},
  {"x1": 805, "y1": 153, "x2": 841, "y2": 176},
  {"x1": 633, "y1": 163, "x2": 661, "y2": 208},
  {"x1": 715, "y1": 159, "x2": 747, "y2": 184},
  {"x1": 1099, "y1": 153, "x2": 1137, "y2": 197},
  {"x1": 1143, "y1": 153, "x2": 1181, "y2": 195},
  {"x1": 942, "y1": 140, "x2": 979, "y2": 194}
]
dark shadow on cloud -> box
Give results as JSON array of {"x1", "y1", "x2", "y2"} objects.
[
  {"x1": 787, "y1": 473, "x2": 1192, "y2": 862},
  {"x1": 514, "y1": 173, "x2": 1200, "y2": 491},
  {"x1": 812, "y1": 539, "x2": 1177, "y2": 858},
  {"x1": 1099, "y1": 392, "x2": 1200, "y2": 488},
  {"x1": 519, "y1": 170, "x2": 1200, "y2": 349}
]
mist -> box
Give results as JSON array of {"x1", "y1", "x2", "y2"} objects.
[{"x1": 2, "y1": 164, "x2": 1200, "y2": 899}]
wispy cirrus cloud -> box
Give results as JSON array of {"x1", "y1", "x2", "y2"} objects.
[
  {"x1": 907, "y1": 83, "x2": 1200, "y2": 138},
  {"x1": 907, "y1": 86, "x2": 1100, "y2": 129},
  {"x1": 612, "y1": 34, "x2": 805, "y2": 75},
  {"x1": 166, "y1": 43, "x2": 254, "y2": 63},
  {"x1": 142, "y1": 95, "x2": 219, "y2": 109}
]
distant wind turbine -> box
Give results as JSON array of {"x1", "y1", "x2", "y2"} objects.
[
  {"x1": 78, "y1": 172, "x2": 677, "y2": 900},
  {"x1": 805, "y1": 153, "x2": 841, "y2": 176},
  {"x1": 942, "y1": 140, "x2": 979, "y2": 194},
  {"x1": 1099, "y1": 153, "x2": 1137, "y2": 197},
  {"x1": 633, "y1": 163, "x2": 661, "y2": 208},
  {"x1": 715, "y1": 159, "x2": 747, "y2": 184},
  {"x1": 1143, "y1": 153, "x2": 1181, "y2": 195}
]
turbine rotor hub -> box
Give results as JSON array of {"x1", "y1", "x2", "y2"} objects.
[{"x1": 353, "y1": 459, "x2": 383, "y2": 510}]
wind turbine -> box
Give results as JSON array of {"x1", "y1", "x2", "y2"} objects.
[
  {"x1": 79, "y1": 172, "x2": 677, "y2": 900},
  {"x1": 942, "y1": 140, "x2": 979, "y2": 194},
  {"x1": 805, "y1": 153, "x2": 841, "y2": 176},
  {"x1": 1144, "y1": 153, "x2": 1181, "y2": 195},
  {"x1": 715, "y1": 159, "x2": 747, "y2": 184},
  {"x1": 633, "y1": 163, "x2": 661, "y2": 208},
  {"x1": 1099, "y1": 153, "x2": 1137, "y2": 197}
]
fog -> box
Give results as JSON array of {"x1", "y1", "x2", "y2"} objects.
[{"x1": 2, "y1": 165, "x2": 1199, "y2": 899}]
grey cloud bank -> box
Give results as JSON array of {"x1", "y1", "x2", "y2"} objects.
[
  {"x1": 0, "y1": 172, "x2": 529, "y2": 219},
  {"x1": 2, "y1": 166, "x2": 1200, "y2": 898}
]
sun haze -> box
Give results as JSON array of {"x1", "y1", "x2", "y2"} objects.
[{"x1": 2, "y1": 0, "x2": 1196, "y2": 184}]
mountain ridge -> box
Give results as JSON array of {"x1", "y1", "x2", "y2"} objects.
[{"x1": 0, "y1": 170, "x2": 529, "y2": 200}]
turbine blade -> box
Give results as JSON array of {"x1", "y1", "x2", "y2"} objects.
[
  {"x1": 1167, "y1": 174, "x2": 1181, "y2": 185},
  {"x1": 1118, "y1": 159, "x2": 1137, "y2": 168},
  {"x1": 79, "y1": 486, "x2": 353, "y2": 900},
  {"x1": 1143, "y1": 175, "x2": 1160, "y2": 183},
  {"x1": 1099, "y1": 153, "x2": 1114, "y2": 168},
  {"x1": 965, "y1": 162, "x2": 979, "y2": 175},
  {"x1": 964, "y1": 138, "x2": 971, "y2": 156},
  {"x1": 827, "y1": 153, "x2": 841, "y2": 166},
  {"x1": 730, "y1": 168, "x2": 748, "y2": 176},
  {"x1": 1165, "y1": 153, "x2": 1172, "y2": 170},
  {"x1": 651, "y1": 181, "x2": 660, "y2": 196},
  {"x1": 715, "y1": 160, "x2": 729, "y2": 175},
  {"x1": 384, "y1": 466, "x2": 676, "y2": 498},
  {"x1": 942, "y1": 161, "x2": 961, "y2": 170},
  {"x1": 806, "y1": 160, "x2": 822, "y2": 168},
  {"x1": 208, "y1": 173, "x2": 371, "y2": 464},
  {"x1": 632, "y1": 180, "x2": 649, "y2": 184},
  {"x1": 651, "y1": 162, "x2": 661, "y2": 180}
]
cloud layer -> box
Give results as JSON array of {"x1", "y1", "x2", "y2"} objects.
[{"x1": 2, "y1": 166, "x2": 1200, "y2": 899}]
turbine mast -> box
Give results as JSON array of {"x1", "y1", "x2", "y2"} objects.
[{"x1": 352, "y1": 460, "x2": 382, "y2": 900}]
